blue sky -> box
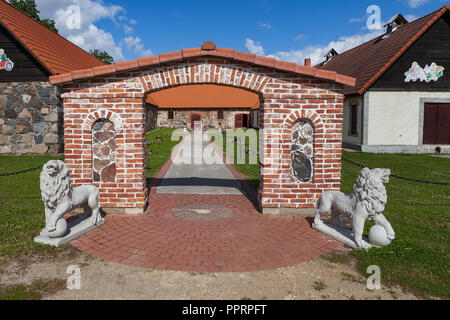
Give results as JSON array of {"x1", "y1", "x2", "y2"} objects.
[{"x1": 34, "y1": 0, "x2": 448, "y2": 64}]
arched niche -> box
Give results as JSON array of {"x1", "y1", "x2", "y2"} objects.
[
  {"x1": 291, "y1": 119, "x2": 315, "y2": 183},
  {"x1": 92, "y1": 119, "x2": 117, "y2": 183}
]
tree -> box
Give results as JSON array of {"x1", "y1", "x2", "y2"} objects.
[
  {"x1": 89, "y1": 49, "x2": 115, "y2": 64},
  {"x1": 9, "y1": 0, "x2": 58, "y2": 33}
]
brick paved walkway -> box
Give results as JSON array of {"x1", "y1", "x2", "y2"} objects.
[
  {"x1": 71, "y1": 136, "x2": 341, "y2": 272},
  {"x1": 71, "y1": 193, "x2": 341, "y2": 272}
]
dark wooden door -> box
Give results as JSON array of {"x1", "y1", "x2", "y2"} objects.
[
  {"x1": 235, "y1": 114, "x2": 243, "y2": 128},
  {"x1": 423, "y1": 103, "x2": 450, "y2": 145},
  {"x1": 190, "y1": 113, "x2": 201, "y2": 129}
]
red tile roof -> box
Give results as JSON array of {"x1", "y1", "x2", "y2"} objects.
[
  {"x1": 0, "y1": 0, "x2": 104, "y2": 75},
  {"x1": 146, "y1": 84, "x2": 261, "y2": 109},
  {"x1": 49, "y1": 42, "x2": 356, "y2": 87},
  {"x1": 318, "y1": 5, "x2": 450, "y2": 95}
]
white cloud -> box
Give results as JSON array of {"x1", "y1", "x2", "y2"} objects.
[
  {"x1": 34, "y1": 0, "x2": 151, "y2": 62},
  {"x1": 258, "y1": 22, "x2": 272, "y2": 30},
  {"x1": 405, "y1": 14, "x2": 419, "y2": 22},
  {"x1": 124, "y1": 36, "x2": 153, "y2": 58},
  {"x1": 294, "y1": 34, "x2": 305, "y2": 42},
  {"x1": 247, "y1": 29, "x2": 384, "y2": 66},
  {"x1": 68, "y1": 24, "x2": 125, "y2": 61},
  {"x1": 407, "y1": 0, "x2": 429, "y2": 8},
  {"x1": 245, "y1": 38, "x2": 265, "y2": 56}
]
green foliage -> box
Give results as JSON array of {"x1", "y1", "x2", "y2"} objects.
[
  {"x1": 9, "y1": 0, "x2": 40, "y2": 20},
  {"x1": 9, "y1": 0, "x2": 58, "y2": 33},
  {"x1": 0, "y1": 285, "x2": 42, "y2": 300},
  {"x1": 145, "y1": 129, "x2": 181, "y2": 180},
  {"x1": 89, "y1": 49, "x2": 115, "y2": 64},
  {"x1": 40, "y1": 18, "x2": 58, "y2": 34}
]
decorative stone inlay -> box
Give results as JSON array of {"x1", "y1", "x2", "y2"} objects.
[
  {"x1": 291, "y1": 119, "x2": 314, "y2": 183},
  {"x1": 172, "y1": 204, "x2": 235, "y2": 221},
  {"x1": 92, "y1": 119, "x2": 116, "y2": 183}
]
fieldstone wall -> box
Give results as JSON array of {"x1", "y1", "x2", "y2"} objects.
[
  {"x1": 147, "y1": 107, "x2": 251, "y2": 130},
  {"x1": 0, "y1": 82, "x2": 63, "y2": 155},
  {"x1": 92, "y1": 119, "x2": 117, "y2": 183}
]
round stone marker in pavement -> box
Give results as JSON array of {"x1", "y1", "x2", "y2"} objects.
[
  {"x1": 70, "y1": 194, "x2": 342, "y2": 273},
  {"x1": 172, "y1": 204, "x2": 234, "y2": 221}
]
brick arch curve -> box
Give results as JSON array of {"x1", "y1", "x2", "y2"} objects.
[
  {"x1": 83, "y1": 109, "x2": 124, "y2": 132},
  {"x1": 138, "y1": 62, "x2": 272, "y2": 94},
  {"x1": 284, "y1": 109, "x2": 323, "y2": 129}
]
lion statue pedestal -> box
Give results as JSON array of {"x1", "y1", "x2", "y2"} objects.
[
  {"x1": 34, "y1": 160, "x2": 105, "y2": 247},
  {"x1": 312, "y1": 167, "x2": 395, "y2": 249}
]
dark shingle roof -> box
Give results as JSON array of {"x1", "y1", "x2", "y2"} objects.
[{"x1": 318, "y1": 5, "x2": 450, "y2": 95}]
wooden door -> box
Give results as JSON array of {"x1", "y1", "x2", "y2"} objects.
[
  {"x1": 190, "y1": 113, "x2": 202, "y2": 129},
  {"x1": 423, "y1": 104, "x2": 450, "y2": 145},
  {"x1": 235, "y1": 114, "x2": 243, "y2": 128}
]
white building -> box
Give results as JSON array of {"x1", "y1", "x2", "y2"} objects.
[{"x1": 319, "y1": 6, "x2": 450, "y2": 153}]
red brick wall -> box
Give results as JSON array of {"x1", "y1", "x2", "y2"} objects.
[{"x1": 61, "y1": 58, "x2": 344, "y2": 213}]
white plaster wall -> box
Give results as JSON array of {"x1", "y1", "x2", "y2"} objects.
[
  {"x1": 366, "y1": 91, "x2": 450, "y2": 146},
  {"x1": 343, "y1": 96, "x2": 363, "y2": 145}
]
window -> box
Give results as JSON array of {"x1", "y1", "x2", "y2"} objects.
[
  {"x1": 168, "y1": 110, "x2": 174, "y2": 120},
  {"x1": 218, "y1": 111, "x2": 224, "y2": 120},
  {"x1": 349, "y1": 103, "x2": 358, "y2": 136}
]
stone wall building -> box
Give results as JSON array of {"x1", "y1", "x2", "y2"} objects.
[
  {"x1": 145, "y1": 83, "x2": 259, "y2": 130},
  {"x1": 0, "y1": 1, "x2": 104, "y2": 155}
]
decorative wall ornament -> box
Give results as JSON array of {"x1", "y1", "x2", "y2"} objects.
[
  {"x1": 291, "y1": 119, "x2": 314, "y2": 183},
  {"x1": 92, "y1": 119, "x2": 116, "y2": 183},
  {"x1": 404, "y1": 62, "x2": 444, "y2": 83},
  {"x1": 312, "y1": 168, "x2": 395, "y2": 249},
  {"x1": 0, "y1": 49, "x2": 14, "y2": 72},
  {"x1": 34, "y1": 160, "x2": 104, "y2": 247}
]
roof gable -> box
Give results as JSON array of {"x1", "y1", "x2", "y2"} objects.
[
  {"x1": 0, "y1": 0, "x2": 105, "y2": 75},
  {"x1": 319, "y1": 5, "x2": 450, "y2": 95}
]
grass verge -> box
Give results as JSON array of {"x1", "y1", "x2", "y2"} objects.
[{"x1": 145, "y1": 128, "x2": 182, "y2": 180}]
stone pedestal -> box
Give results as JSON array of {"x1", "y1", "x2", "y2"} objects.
[
  {"x1": 34, "y1": 213, "x2": 104, "y2": 247},
  {"x1": 312, "y1": 221, "x2": 373, "y2": 249}
]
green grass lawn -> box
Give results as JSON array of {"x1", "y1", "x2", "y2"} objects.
[
  {"x1": 145, "y1": 128, "x2": 182, "y2": 180},
  {"x1": 0, "y1": 155, "x2": 61, "y2": 256},
  {"x1": 1, "y1": 131, "x2": 449, "y2": 298},
  {"x1": 341, "y1": 152, "x2": 450, "y2": 299},
  {"x1": 213, "y1": 129, "x2": 260, "y2": 190}
]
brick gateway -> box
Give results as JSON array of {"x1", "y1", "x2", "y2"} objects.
[{"x1": 50, "y1": 42, "x2": 355, "y2": 215}]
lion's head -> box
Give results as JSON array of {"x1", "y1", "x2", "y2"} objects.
[
  {"x1": 352, "y1": 168, "x2": 391, "y2": 219},
  {"x1": 40, "y1": 160, "x2": 72, "y2": 211}
]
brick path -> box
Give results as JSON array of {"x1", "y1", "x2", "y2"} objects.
[
  {"x1": 71, "y1": 193, "x2": 341, "y2": 272},
  {"x1": 71, "y1": 138, "x2": 341, "y2": 272}
]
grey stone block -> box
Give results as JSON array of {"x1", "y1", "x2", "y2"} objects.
[{"x1": 34, "y1": 214, "x2": 105, "y2": 247}]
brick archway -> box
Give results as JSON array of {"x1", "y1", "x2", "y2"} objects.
[{"x1": 54, "y1": 43, "x2": 354, "y2": 215}]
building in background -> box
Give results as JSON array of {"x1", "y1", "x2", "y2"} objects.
[
  {"x1": 0, "y1": 1, "x2": 104, "y2": 154},
  {"x1": 319, "y1": 5, "x2": 450, "y2": 153},
  {"x1": 145, "y1": 84, "x2": 259, "y2": 130}
]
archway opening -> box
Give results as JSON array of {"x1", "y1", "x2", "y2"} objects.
[{"x1": 144, "y1": 84, "x2": 262, "y2": 207}]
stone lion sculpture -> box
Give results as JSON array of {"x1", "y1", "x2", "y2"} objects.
[
  {"x1": 39, "y1": 160, "x2": 102, "y2": 238},
  {"x1": 313, "y1": 167, "x2": 395, "y2": 249}
]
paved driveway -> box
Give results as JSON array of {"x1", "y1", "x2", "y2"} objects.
[{"x1": 156, "y1": 133, "x2": 243, "y2": 195}]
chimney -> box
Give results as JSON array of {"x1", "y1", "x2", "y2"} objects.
[{"x1": 304, "y1": 58, "x2": 311, "y2": 67}]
